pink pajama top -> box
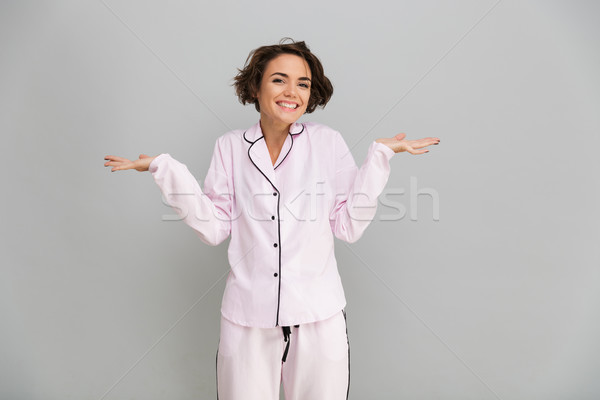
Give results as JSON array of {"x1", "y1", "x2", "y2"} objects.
[{"x1": 149, "y1": 121, "x2": 395, "y2": 328}]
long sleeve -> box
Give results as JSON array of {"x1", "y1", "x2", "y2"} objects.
[
  {"x1": 329, "y1": 135, "x2": 395, "y2": 243},
  {"x1": 149, "y1": 139, "x2": 232, "y2": 246}
]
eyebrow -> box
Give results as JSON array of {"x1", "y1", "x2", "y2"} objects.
[{"x1": 270, "y1": 72, "x2": 311, "y2": 81}]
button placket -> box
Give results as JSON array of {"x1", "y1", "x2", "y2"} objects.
[
  {"x1": 271, "y1": 190, "x2": 280, "y2": 280},
  {"x1": 246, "y1": 132, "x2": 287, "y2": 327}
]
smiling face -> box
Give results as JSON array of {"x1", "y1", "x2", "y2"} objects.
[{"x1": 256, "y1": 53, "x2": 312, "y2": 131}]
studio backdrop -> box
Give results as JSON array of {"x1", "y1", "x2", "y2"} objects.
[{"x1": 1, "y1": 1, "x2": 599, "y2": 399}]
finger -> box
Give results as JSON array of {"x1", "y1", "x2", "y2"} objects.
[
  {"x1": 413, "y1": 137, "x2": 438, "y2": 145},
  {"x1": 111, "y1": 163, "x2": 126, "y2": 171},
  {"x1": 112, "y1": 161, "x2": 136, "y2": 171},
  {"x1": 410, "y1": 138, "x2": 440, "y2": 149},
  {"x1": 407, "y1": 146, "x2": 429, "y2": 155},
  {"x1": 104, "y1": 155, "x2": 128, "y2": 162},
  {"x1": 394, "y1": 133, "x2": 406, "y2": 141}
]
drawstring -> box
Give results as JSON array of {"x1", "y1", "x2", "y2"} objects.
[
  {"x1": 281, "y1": 325, "x2": 300, "y2": 363},
  {"x1": 282, "y1": 326, "x2": 291, "y2": 362}
]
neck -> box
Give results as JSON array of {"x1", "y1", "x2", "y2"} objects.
[
  {"x1": 260, "y1": 116, "x2": 290, "y2": 142},
  {"x1": 260, "y1": 117, "x2": 293, "y2": 166}
]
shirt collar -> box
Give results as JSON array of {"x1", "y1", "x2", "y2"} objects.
[{"x1": 243, "y1": 121, "x2": 304, "y2": 144}]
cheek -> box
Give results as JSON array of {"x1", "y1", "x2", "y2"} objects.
[{"x1": 303, "y1": 91, "x2": 311, "y2": 106}]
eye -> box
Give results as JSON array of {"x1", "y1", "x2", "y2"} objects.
[
  {"x1": 299, "y1": 82, "x2": 310, "y2": 89},
  {"x1": 272, "y1": 78, "x2": 284, "y2": 84}
]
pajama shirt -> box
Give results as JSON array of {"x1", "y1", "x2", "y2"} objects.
[{"x1": 149, "y1": 121, "x2": 395, "y2": 398}]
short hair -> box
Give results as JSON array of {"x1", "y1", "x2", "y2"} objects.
[{"x1": 233, "y1": 38, "x2": 334, "y2": 114}]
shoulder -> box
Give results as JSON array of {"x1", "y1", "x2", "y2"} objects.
[
  {"x1": 302, "y1": 121, "x2": 345, "y2": 143},
  {"x1": 217, "y1": 129, "x2": 244, "y2": 143},
  {"x1": 302, "y1": 121, "x2": 348, "y2": 148},
  {"x1": 211, "y1": 129, "x2": 246, "y2": 152},
  {"x1": 302, "y1": 121, "x2": 338, "y2": 136}
]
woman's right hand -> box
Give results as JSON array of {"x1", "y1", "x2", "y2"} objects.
[{"x1": 104, "y1": 154, "x2": 157, "y2": 172}]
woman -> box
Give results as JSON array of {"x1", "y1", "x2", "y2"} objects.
[{"x1": 104, "y1": 39, "x2": 439, "y2": 400}]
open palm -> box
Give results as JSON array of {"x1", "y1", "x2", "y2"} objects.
[
  {"x1": 376, "y1": 133, "x2": 440, "y2": 154},
  {"x1": 103, "y1": 154, "x2": 156, "y2": 172}
]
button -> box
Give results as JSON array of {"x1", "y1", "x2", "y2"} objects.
[
  {"x1": 273, "y1": 192, "x2": 277, "y2": 196},
  {"x1": 271, "y1": 216, "x2": 275, "y2": 220},
  {"x1": 273, "y1": 243, "x2": 278, "y2": 248},
  {"x1": 274, "y1": 273, "x2": 278, "y2": 277}
]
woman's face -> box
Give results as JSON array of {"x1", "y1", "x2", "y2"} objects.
[{"x1": 256, "y1": 53, "x2": 312, "y2": 130}]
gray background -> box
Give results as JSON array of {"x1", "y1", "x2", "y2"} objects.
[{"x1": 1, "y1": 1, "x2": 599, "y2": 399}]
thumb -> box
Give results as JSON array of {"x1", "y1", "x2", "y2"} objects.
[
  {"x1": 139, "y1": 154, "x2": 150, "y2": 159},
  {"x1": 394, "y1": 133, "x2": 406, "y2": 141}
]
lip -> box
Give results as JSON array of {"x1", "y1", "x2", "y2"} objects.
[{"x1": 276, "y1": 101, "x2": 299, "y2": 112}]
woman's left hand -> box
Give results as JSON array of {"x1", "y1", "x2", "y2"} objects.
[{"x1": 376, "y1": 133, "x2": 440, "y2": 154}]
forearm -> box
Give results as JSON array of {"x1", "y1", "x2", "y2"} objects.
[
  {"x1": 331, "y1": 141, "x2": 395, "y2": 243},
  {"x1": 149, "y1": 154, "x2": 231, "y2": 246}
]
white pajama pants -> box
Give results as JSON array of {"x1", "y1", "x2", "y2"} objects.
[{"x1": 216, "y1": 310, "x2": 350, "y2": 400}]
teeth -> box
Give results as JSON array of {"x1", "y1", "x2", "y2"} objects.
[{"x1": 277, "y1": 102, "x2": 297, "y2": 109}]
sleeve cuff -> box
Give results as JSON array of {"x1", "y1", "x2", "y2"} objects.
[
  {"x1": 372, "y1": 141, "x2": 396, "y2": 161},
  {"x1": 148, "y1": 153, "x2": 171, "y2": 173}
]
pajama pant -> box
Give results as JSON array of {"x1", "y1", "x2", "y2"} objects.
[{"x1": 216, "y1": 310, "x2": 350, "y2": 400}]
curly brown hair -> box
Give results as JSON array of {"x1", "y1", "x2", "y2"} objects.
[{"x1": 233, "y1": 38, "x2": 334, "y2": 114}]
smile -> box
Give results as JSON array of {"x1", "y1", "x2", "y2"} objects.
[{"x1": 276, "y1": 101, "x2": 298, "y2": 110}]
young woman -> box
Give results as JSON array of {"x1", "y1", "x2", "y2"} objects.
[{"x1": 104, "y1": 39, "x2": 439, "y2": 400}]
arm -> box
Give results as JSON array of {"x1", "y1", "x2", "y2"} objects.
[
  {"x1": 104, "y1": 139, "x2": 232, "y2": 246},
  {"x1": 329, "y1": 132, "x2": 440, "y2": 243},
  {"x1": 329, "y1": 135, "x2": 396, "y2": 243}
]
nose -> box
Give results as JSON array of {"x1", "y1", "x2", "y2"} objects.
[{"x1": 283, "y1": 83, "x2": 297, "y2": 97}]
